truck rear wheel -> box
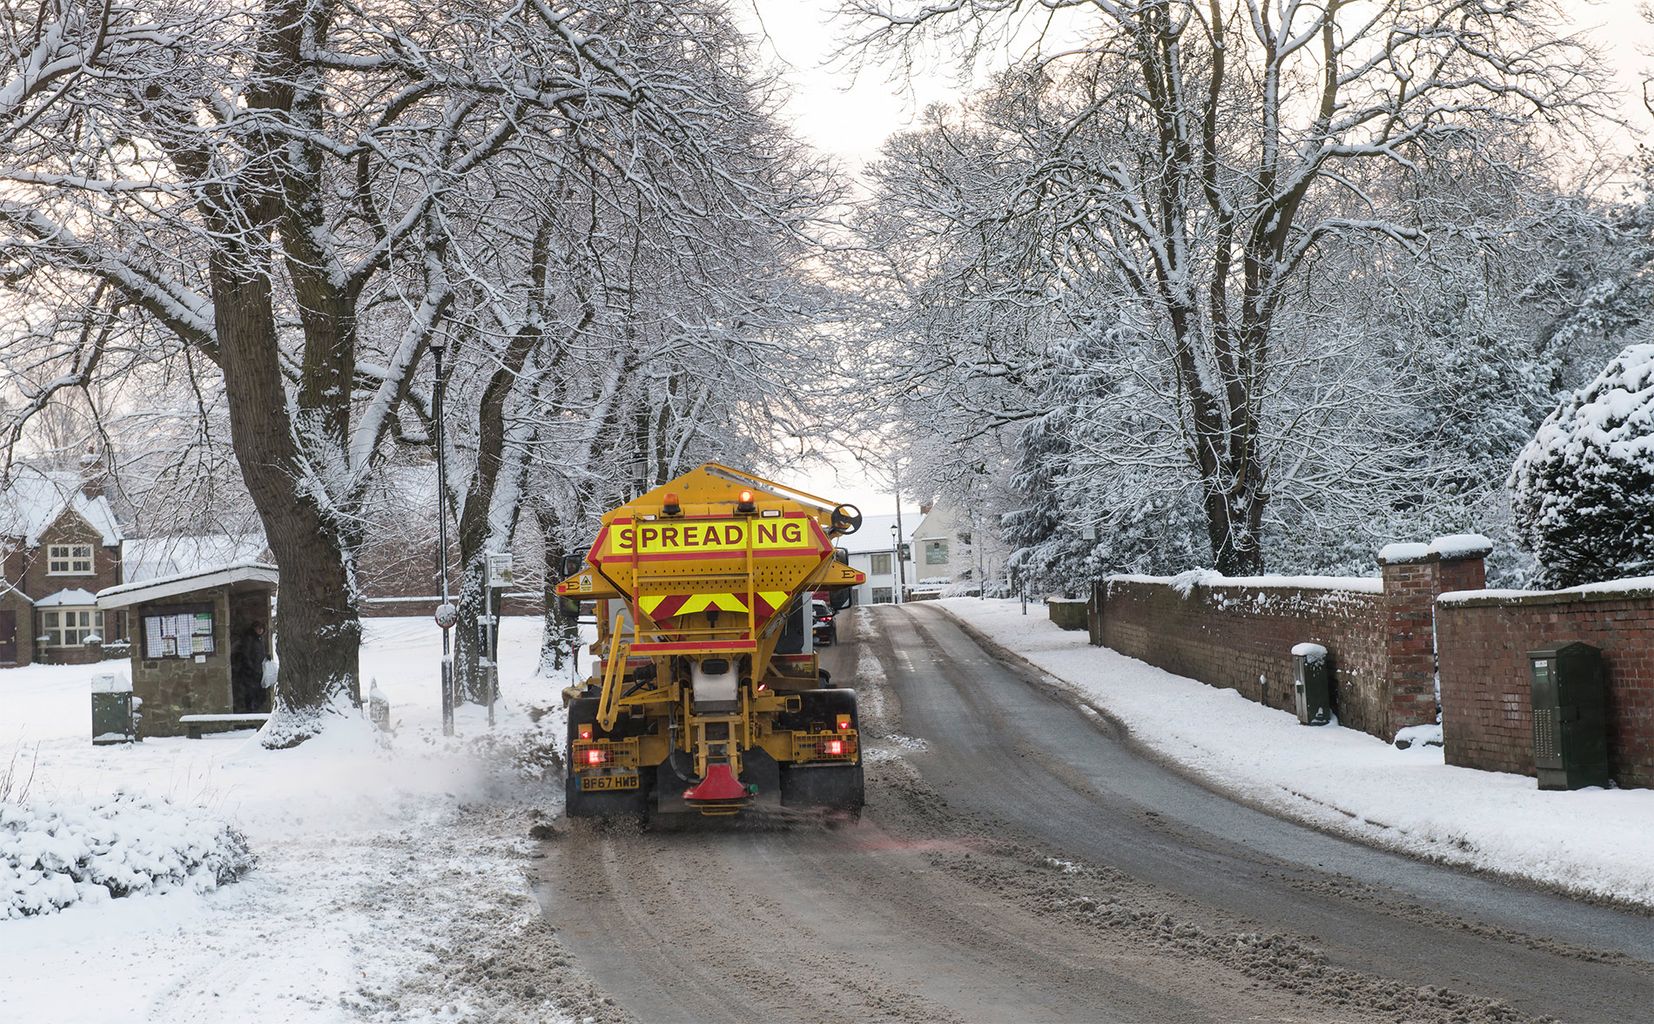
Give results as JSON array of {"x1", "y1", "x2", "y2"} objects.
[{"x1": 564, "y1": 697, "x2": 649, "y2": 819}]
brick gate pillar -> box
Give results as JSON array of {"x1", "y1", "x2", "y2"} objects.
[{"x1": 1378, "y1": 536, "x2": 1491, "y2": 738}]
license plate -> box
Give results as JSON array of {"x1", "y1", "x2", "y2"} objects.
[{"x1": 581, "y1": 773, "x2": 639, "y2": 792}]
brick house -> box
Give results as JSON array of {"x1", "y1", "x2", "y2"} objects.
[{"x1": 0, "y1": 464, "x2": 126, "y2": 666}]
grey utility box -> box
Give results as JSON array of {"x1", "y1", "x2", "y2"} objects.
[
  {"x1": 1292, "y1": 644, "x2": 1332, "y2": 726},
  {"x1": 1528, "y1": 643, "x2": 1610, "y2": 791},
  {"x1": 90, "y1": 674, "x2": 139, "y2": 745}
]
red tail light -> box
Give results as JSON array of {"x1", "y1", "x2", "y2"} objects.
[
  {"x1": 584, "y1": 748, "x2": 610, "y2": 766},
  {"x1": 824, "y1": 738, "x2": 844, "y2": 756}
]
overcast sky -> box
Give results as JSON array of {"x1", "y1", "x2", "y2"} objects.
[{"x1": 745, "y1": 1, "x2": 1654, "y2": 517}]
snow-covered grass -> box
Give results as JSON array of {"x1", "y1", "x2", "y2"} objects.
[
  {"x1": 0, "y1": 617, "x2": 582, "y2": 1023},
  {"x1": 936, "y1": 598, "x2": 1654, "y2": 909}
]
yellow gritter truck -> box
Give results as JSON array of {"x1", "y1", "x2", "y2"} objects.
[{"x1": 554, "y1": 463, "x2": 867, "y2": 818}]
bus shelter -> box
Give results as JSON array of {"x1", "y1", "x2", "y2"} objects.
[{"x1": 96, "y1": 562, "x2": 278, "y2": 737}]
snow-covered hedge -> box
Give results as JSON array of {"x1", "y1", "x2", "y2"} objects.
[{"x1": 2, "y1": 793, "x2": 253, "y2": 919}]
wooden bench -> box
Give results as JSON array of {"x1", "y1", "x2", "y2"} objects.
[{"x1": 179, "y1": 713, "x2": 271, "y2": 739}]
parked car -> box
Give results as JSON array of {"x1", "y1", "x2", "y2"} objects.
[{"x1": 811, "y1": 600, "x2": 836, "y2": 646}]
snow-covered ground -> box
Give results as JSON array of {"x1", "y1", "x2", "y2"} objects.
[
  {"x1": 0, "y1": 617, "x2": 581, "y2": 1023},
  {"x1": 936, "y1": 598, "x2": 1654, "y2": 909}
]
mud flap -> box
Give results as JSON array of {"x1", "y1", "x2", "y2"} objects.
[
  {"x1": 565, "y1": 773, "x2": 649, "y2": 819},
  {"x1": 780, "y1": 762, "x2": 865, "y2": 815},
  {"x1": 741, "y1": 748, "x2": 782, "y2": 809}
]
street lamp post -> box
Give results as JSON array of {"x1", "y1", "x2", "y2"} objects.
[
  {"x1": 889, "y1": 524, "x2": 899, "y2": 606},
  {"x1": 891, "y1": 460, "x2": 905, "y2": 605},
  {"x1": 431, "y1": 337, "x2": 456, "y2": 737}
]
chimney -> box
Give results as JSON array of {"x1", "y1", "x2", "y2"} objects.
[
  {"x1": 919, "y1": 502, "x2": 932, "y2": 516},
  {"x1": 78, "y1": 446, "x2": 104, "y2": 500}
]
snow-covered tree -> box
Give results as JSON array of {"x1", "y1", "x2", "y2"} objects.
[
  {"x1": 846, "y1": 0, "x2": 1604, "y2": 574},
  {"x1": 1512, "y1": 344, "x2": 1654, "y2": 588},
  {"x1": 0, "y1": 0, "x2": 834, "y2": 742}
]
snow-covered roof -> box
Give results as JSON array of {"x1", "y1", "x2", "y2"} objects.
[
  {"x1": 0, "y1": 465, "x2": 123, "y2": 547},
  {"x1": 97, "y1": 561, "x2": 278, "y2": 610},
  {"x1": 37, "y1": 587, "x2": 98, "y2": 608},
  {"x1": 838, "y1": 513, "x2": 921, "y2": 554},
  {"x1": 122, "y1": 533, "x2": 270, "y2": 584}
]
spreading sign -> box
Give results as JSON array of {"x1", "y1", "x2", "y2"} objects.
[{"x1": 600, "y1": 517, "x2": 820, "y2": 559}]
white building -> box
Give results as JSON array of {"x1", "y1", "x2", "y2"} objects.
[
  {"x1": 907, "y1": 498, "x2": 1009, "y2": 598},
  {"x1": 838, "y1": 513, "x2": 918, "y2": 606}
]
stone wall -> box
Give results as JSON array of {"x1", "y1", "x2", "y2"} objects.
[
  {"x1": 1438, "y1": 584, "x2": 1654, "y2": 789},
  {"x1": 129, "y1": 589, "x2": 234, "y2": 738}
]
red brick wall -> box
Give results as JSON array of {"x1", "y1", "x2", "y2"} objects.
[
  {"x1": 22, "y1": 511, "x2": 121, "y2": 599},
  {"x1": 19, "y1": 511, "x2": 122, "y2": 666},
  {"x1": 1099, "y1": 578, "x2": 1393, "y2": 736},
  {"x1": 1094, "y1": 550, "x2": 1487, "y2": 743},
  {"x1": 1438, "y1": 591, "x2": 1654, "y2": 788}
]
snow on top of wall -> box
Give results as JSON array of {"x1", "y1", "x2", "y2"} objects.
[
  {"x1": 1429, "y1": 533, "x2": 1493, "y2": 558},
  {"x1": 1380, "y1": 535, "x2": 1493, "y2": 565},
  {"x1": 1290, "y1": 642, "x2": 1328, "y2": 660},
  {"x1": 0, "y1": 465, "x2": 122, "y2": 547},
  {"x1": 1440, "y1": 575, "x2": 1654, "y2": 605},
  {"x1": 1376, "y1": 542, "x2": 1431, "y2": 564},
  {"x1": 1110, "y1": 571, "x2": 1383, "y2": 594}
]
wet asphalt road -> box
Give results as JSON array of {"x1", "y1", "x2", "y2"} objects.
[{"x1": 535, "y1": 604, "x2": 1654, "y2": 1024}]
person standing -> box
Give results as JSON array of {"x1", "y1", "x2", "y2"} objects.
[{"x1": 233, "y1": 622, "x2": 270, "y2": 713}]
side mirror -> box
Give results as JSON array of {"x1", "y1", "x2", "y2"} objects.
[
  {"x1": 831, "y1": 588, "x2": 852, "y2": 611},
  {"x1": 560, "y1": 553, "x2": 585, "y2": 578}
]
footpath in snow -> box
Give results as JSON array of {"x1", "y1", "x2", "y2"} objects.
[
  {"x1": 935, "y1": 598, "x2": 1654, "y2": 910},
  {"x1": 0, "y1": 617, "x2": 593, "y2": 1024}
]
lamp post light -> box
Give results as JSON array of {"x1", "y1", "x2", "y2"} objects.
[{"x1": 431, "y1": 335, "x2": 456, "y2": 737}]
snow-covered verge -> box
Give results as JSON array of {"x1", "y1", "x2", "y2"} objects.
[
  {"x1": 2, "y1": 793, "x2": 252, "y2": 919},
  {"x1": 935, "y1": 598, "x2": 1654, "y2": 909},
  {"x1": 0, "y1": 617, "x2": 586, "y2": 1023}
]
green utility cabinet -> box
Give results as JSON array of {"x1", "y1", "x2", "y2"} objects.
[
  {"x1": 1292, "y1": 643, "x2": 1333, "y2": 726},
  {"x1": 1528, "y1": 643, "x2": 1610, "y2": 791},
  {"x1": 90, "y1": 673, "x2": 139, "y2": 745}
]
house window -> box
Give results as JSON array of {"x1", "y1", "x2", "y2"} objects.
[
  {"x1": 47, "y1": 544, "x2": 94, "y2": 575},
  {"x1": 924, "y1": 540, "x2": 949, "y2": 565},
  {"x1": 41, "y1": 608, "x2": 96, "y2": 646},
  {"x1": 870, "y1": 552, "x2": 891, "y2": 575},
  {"x1": 871, "y1": 586, "x2": 894, "y2": 605}
]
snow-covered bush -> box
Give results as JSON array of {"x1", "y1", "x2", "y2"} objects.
[
  {"x1": 1511, "y1": 344, "x2": 1654, "y2": 587},
  {"x1": 1, "y1": 793, "x2": 253, "y2": 919}
]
